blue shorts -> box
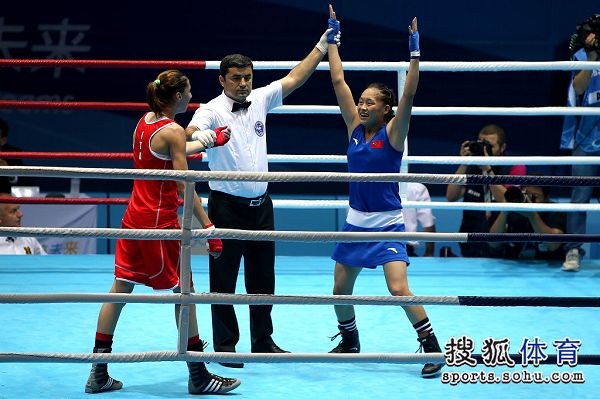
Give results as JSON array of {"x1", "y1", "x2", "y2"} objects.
[{"x1": 331, "y1": 222, "x2": 410, "y2": 268}]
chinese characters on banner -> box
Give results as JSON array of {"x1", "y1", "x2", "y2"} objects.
[{"x1": 0, "y1": 17, "x2": 91, "y2": 78}]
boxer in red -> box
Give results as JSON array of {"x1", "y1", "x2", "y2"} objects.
[{"x1": 85, "y1": 69, "x2": 240, "y2": 395}]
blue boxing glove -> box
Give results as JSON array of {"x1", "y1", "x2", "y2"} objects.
[
  {"x1": 409, "y1": 30, "x2": 420, "y2": 59},
  {"x1": 327, "y1": 18, "x2": 340, "y2": 44}
]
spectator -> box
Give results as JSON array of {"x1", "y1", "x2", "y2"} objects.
[
  {"x1": 560, "y1": 14, "x2": 600, "y2": 272},
  {"x1": 402, "y1": 182, "x2": 437, "y2": 257},
  {"x1": 0, "y1": 118, "x2": 35, "y2": 194},
  {"x1": 488, "y1": 181, "x2": 567, "y2": 261},
  {"x1": 0, "y1": 195, "x2": 46, "y2": 255},
  {"x1": 446, "y1": 124, "x2": 526, "y2": 257}
]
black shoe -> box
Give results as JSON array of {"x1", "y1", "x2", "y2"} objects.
[
  {"x1": 329, "y1": 328, "x2": 360, "y2": 353},
  {"x1": 84, "y1": 348, "x2": 123, "y2": 394},
  {"x1": 188, "y1": 371, "x2": 241, "y2": 394},
  {"x1": 417, "y1": 333, "x2": 443, "y2": 378},
  {"x1": 251, "y1": 338, "x2": 290, "y2": 353},
  {"x1": 218, "y1": 362, "x2": 245, "y2": 368},
  {"x1": 214, "y1": 345, "x2": 244, "y2": 368}
]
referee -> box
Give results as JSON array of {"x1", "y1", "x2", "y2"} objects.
[{"x1": 186, "y1": 26, "x2": 340, "y2": 368}]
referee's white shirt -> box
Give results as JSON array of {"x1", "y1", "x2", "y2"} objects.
[
  {"x1": 0, "y1": 236, "x2": 47, "y2": 255},
  {"x1": 189, "y1": 81, "x2": 283, "y2": 198}
]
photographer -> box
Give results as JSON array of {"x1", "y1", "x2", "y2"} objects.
[
  {"x1": 446, "y1": 124, "x2": 526, "y2": 257},
  {"x1": 560, "y1": 14, "x2": 600, "y2": 271},
  {"x1": 488, "y1": 182, "x2": 567, "y2": 261}
]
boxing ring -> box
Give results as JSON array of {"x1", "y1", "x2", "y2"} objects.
[{"x1": 1, "y1": 59, "x2": 600, "y2": 399}]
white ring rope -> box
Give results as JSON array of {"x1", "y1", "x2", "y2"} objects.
[
  {"x1": 0, "y1": 293, "x2": 460, "y2": 306},
  {"x1": 4, "y1": 194, "x2": 595, "y2": 212},
  {"x1": 0, "y1": 226, "x2": 467, "y2": 242},
  {"x1": 0, "y1": 351, "x2": 443, "y2": 364},
  {"x1": 240, "y1": 199, "x2": 600, "y2": 213},
  {"x1": 208, "y1": 60, "x2": 600, "y2": 72},
  {"x1": 261, "y1": 154, "x2": 600, "y2": 166},
  {"x1": 0, "y1": 165, "x2": 468, "y2": 183},
  {"x1": 272, "y1": 105, "x2": 600, "y2": 116}
]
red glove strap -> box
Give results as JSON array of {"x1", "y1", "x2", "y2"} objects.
[
  {"x1": 214, "y1": 126, "x2": 230, "y2": 147},
  {"x1": 208, "y1": 238, "x2": 223, "y2": 253},
  {"x1": 205, "y1": 223, "x2": 222, "y2": 254}
]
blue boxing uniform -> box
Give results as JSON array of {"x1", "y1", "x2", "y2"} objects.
[{"x1": 332, "y1": 124, "x2": 410, "y2": 268}]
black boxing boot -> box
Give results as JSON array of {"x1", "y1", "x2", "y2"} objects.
[
  {"x1": 84, "y1": 347, "x2": 123, "y2": 394},
  {"x1": 417, "y1": 333, "x2": 444, "y2": 378},
  {"x1": 329, "y1": 327, "x2": 360, "y2": 353}
]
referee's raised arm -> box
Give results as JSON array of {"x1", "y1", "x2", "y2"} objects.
[{"x1": 280, "y1": 16, "x2": 341, "y2": 99}]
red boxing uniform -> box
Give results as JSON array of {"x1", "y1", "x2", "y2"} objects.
[{"x1": 115, "y1": 113, "x2": 188, "y2": 290}]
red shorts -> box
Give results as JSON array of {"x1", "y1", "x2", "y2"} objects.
[{"x1": 115, "y1": 222, "x2": 192, "y2": 290}]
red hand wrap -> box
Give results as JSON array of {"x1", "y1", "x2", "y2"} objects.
[
  {"x1": 205, "y1": 223, "x2": 223, "y2": 255},
  {"x1": 213, "y1": 126, "x2": 230, "y2": 147}
]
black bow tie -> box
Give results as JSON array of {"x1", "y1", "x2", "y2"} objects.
[{"x1": 232, "y1": 101, "x2": 251, "y2": 112}]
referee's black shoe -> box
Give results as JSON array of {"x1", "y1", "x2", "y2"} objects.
[
  {"x1": 251, "y1": 337, "x2": 290, "y2": 353},
  {"x1": 215, "y1": 348, "x2": 244, "y2": 368},
  {"x1": 218, "y1": 361, "x2": 244, "y2": 368},
  {"x1": 417, "y1": 333, "x2": 444, "y2": 378},
  {"x1": 329, "y1": 328, "x2": 360, "y2": 353}
]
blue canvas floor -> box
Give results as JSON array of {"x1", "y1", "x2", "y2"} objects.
[{"x1": 1, "y1": 255, "x2": 599, "y2": 399}]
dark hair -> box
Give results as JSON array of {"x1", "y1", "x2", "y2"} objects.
[
  {"x1": 365, "y1": 83, "x2": 396, "y2": 122},
  {"x1": 220, "y1": 54, "x2": 254, "y2": 77},
  {"x1": 478, "y1": 124, "x2": 506, "y2": 146},
  {"x1": 146, "y1": 69, "x2": 189, "y2": 116},
  {"x1": 525, "y1": 172, "x2": 551, "y2": 198},
  {"x1": 0, "y1": 118, "x2": 8, "y2": 138}
]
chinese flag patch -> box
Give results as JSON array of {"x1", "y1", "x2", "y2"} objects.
[{"x1": 370, "y1": 140, "x2": 384, "y2": 149}]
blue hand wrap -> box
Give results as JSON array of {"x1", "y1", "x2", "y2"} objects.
[
  {"x1": 409, "y1": 31, "x2": 420, "y2": 58},
  {"x1": 327, "y1": 18, "x2": 340, "y2": 44}
]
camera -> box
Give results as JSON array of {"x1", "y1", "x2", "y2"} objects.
[
  {"x1": 467, "y1": 139, "x2": 493, "y2": 156},
  {"x1": 569, "y1": 14, "x2": 600, "y2": 55},
  {"x1": 504, "y1": 186, "x2": 527, "y2": 203}
]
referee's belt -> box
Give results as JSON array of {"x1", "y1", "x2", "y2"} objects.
[{"x1": 211, "y1": 190, "x2": 268, "y2": 207}]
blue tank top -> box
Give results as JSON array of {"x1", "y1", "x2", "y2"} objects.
[{"x1": 347, "y1": 124, "x2": 403, "y2": 212}]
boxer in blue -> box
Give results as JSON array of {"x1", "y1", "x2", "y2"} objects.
[{"x1": 326, "y1": 5, "x2": 442, "y2": 378}]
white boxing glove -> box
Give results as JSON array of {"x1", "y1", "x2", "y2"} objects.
[
  {"x1": 315, "y1": 28, "x2": 334, "y2": 55},
  {"x1": 191, "y1": 129, "x2": 217, "y2": 149}
]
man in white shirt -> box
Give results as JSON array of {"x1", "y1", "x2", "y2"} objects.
[
  {"x1": 0, "y1": 197, "x2": 46, "y2": 255},
  {"x1": 186, "y1": 28, "x2": 340, "y2": 367},
  {"x1": 402, "y1": 183, "x2": 437, "y2": 257}
]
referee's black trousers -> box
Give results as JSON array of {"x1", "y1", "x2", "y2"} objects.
[{"x1": 208, "y1": 190, "x2": 275, "y2": 351}]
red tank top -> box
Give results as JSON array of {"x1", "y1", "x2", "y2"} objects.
[{"x1": 122, "y1": 113, "x2": 180, "y2": 228}]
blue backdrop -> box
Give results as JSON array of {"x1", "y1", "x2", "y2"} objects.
[{"x1": 1, "y1": 0, "x2": 598, "y2": 197}]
